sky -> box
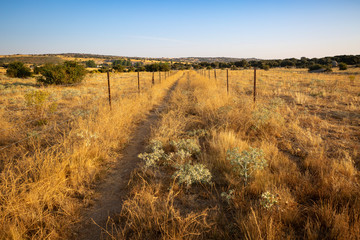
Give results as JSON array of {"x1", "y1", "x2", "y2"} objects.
[{"x1": 1, "y1": 0, "x2": 360, "y2": 59}]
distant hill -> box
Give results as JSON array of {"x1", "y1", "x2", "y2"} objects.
[
  {"x1": 0, "y1": 53, "x2": 258, "y2": 65},
  {"x1": 0, "y1": 54, "x2": 63, "y2": 65}
]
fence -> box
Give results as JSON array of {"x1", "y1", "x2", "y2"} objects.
[
  {"x1": 0, "y1": 70, "x2": 176, "y2": 152},
  {"x1": 196, "y1": 68, "x2": 359, "y2": 105}
]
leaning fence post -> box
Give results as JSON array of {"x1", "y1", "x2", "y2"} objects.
[
  {"x1": 254, "y1": 67, "x2": 257, "y2": 103},
  {"x1": 107, "y1": 70, "x2": 112, "y2": 110},
  {"x1": 226, "y1": 69, "x2": 229, "y2": 94},
  {"x1": 137, "y1": 71, "x2": 140, "y2": 94}
]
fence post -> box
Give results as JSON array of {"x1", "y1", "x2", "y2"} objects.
[
  {"x1": 214, "y1": 69, "x2": 217, "y2": 81},
  {"x1": 159, "y1": 71, "x2": 161, "y2": 84},
  {"x1": 226, "y1": 69, "x2": 229, "y2": 94},
  {"x1": 254, "y1": 67, "x2": 257, "y2": 103},
  {"x1": 208, "y1": 69, "x2": 210, "y2": 79},
  {"x1": 137, "y1": 71, "x2": 140, "y2": 94},
  {"x1": 107, "y1": 70, "x2": 112, "y2": 110},
  {"x1": 152, "y1": 71, "x2": 155, "y2": 86}
]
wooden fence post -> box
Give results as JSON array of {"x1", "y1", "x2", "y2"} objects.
[
  {"x1": 107, "y1": 70, "x2": 112, "y2": 110},
  {"x1": 226, "y1": 69, "x2": 229, "y2": 94},
  {"x1": 137, "y1": 71, "x2": 140, "y2": 94},
  {"x1": 214, "y1": 69, "x2": 217, "y2": 81},
  {"x1": 152, "y1": 72, "x2": 155, "y2": 86},
  {"x1": 159, "y1": 71, "x2": 161, "y2": 84},
  {"x1": 254, "y1": 67, "x2": 257, "y2": 103}
]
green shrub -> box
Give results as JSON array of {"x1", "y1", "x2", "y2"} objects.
[
  {"x1": 308, "y1": 64, "x2": 324, "y2": 71},
  {"x1": 339, "y1": 62, "x2": 347, "y2": 70},
  {"x1": 262, "y1": 64, "x2": 270, "y2": 71},
  {"x1": 37, "y1": 61, "x2": 86, "y2": 85},
  {"x1": 84, "y1": 60, "x2": 96, "y2": 68},
  {"x1": 6, "y1": 61, "x2": 32, "y2": 78}
]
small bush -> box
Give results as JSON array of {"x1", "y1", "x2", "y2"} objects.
[
  {"x1": 262, "y1": 64, "x2": 270, "y2": 71},
  {"x1": 37, "y1": 61, "x2": 86, "y2": 85},
  {"x1": 339, "y1": 62, "x2": 347, "y2": 70},
  {"x1": 138, "y1": 140, "x2": 172, "y2": 169},
  {"x1": 260, "y1": 191, "x2": 278, "y2": 209},
  {"x1": 6, "y1": 61, "x2": 32, "y2": 78},
  {"x1": 24, "y1": 89, "x2": 57, "y2": 121},
  {"x1": 84, "y1": 60, "x2": 96, "y2": 68},
  {"x1": 170, "y1": 139, "x2": 201, "y2": 155},
  {"x1": 227, "y1": 147, "x2": 267, "y2": 185},
  {"x1": 173, "y1": 163, "x2": 212, "y2": 187},
  {"x1": 308, "y1": 64, "x2": 324, "y2": 71}
]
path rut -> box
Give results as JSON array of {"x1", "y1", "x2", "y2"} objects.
[{"x1": 75, "y1": 80, "x2": 179, "y2": 240}]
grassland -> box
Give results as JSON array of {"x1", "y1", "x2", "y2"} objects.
[
  {"x1": 0, "y1": 68, "x2": 359, "y2": 239},
  {"x1": 107, "y1": 69, "x2": 359, "y2": 239}
]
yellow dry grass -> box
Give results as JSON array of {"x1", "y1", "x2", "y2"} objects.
[
  {"x1": 112, "y1": 68, "x2": 360, "y2": 239},
  {"x1": 0, "y1": 71, "x2": 180, "y2": 239}
]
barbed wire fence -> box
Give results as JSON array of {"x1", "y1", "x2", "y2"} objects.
[{"x1": 0, "y1": 71, "x2": 176, "y2": 152}]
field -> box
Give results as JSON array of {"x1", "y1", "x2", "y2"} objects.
[{"x1": 0, "y1": 68, "x2": 359, "y2": 239}]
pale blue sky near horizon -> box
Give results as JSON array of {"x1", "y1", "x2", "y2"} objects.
[{"x1": 1, "y1": 0, "x2": 359, "y2": 59}]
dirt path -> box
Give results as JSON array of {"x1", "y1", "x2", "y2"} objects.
[{"x1": 75, "y1": 80, "x2": 179, "y2": 240}]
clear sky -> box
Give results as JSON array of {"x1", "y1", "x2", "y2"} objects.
[{"x1": 1, "y1": 0, "x2": 360, "y2": 59}]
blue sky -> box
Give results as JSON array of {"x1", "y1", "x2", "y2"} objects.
[{"x1": 1, "y1": 0, "x2": 360, "y2": 59}]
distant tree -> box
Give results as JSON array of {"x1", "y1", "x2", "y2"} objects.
[
  {"x1": 85, "y1": 60, "x2": 96, "y2": 68},
  {"x1": 37, "y1": 61, "x2": 86, "y2": 85},
  {"x1": 261, "y1": 64, "x2": 270, "y2": 71},
  {"x1": 339, "y1": 62, "x2": 347, "y2": 70},
  {"x1": 136, "y1": 66, "x2": 146, "y2": 72},
  {"x1": 6, "y1": 61, "x2": 32, "y2": 78},
  {"x1": 308, "y1": 64, "x2": 324, "y2": 71},
  {"x1": 113, "y1": 64, "x2": 125, "y2": 72}
]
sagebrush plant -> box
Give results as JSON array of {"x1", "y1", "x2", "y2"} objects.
[
  {"x1": 138, "y1": 140, "x2": 171, "y2": 169},
  {"x1": 173, "y1": 163, "x2": 212, "y2": 187},
  {"x1": 76, "y1": 129, "x2": 99, "y2": 147},
  {"x1": 170, "y1": 138, "x2": 201, "y2": 155},
  {"x1": 226, "y1": 147, "x2": 267, "y2": 185},
  {"x1": 221, "y1": 189, "x2": 235, "y2": 203},
  {"x1": 260, "y1": 191, "x2": 278, "y2": 209}
]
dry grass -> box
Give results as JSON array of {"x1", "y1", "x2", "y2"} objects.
[
  {"x1": 0, "y1": 71, "x2": 180, "y2": 239},
  {"x1": 1, "y1": 67, "x2": 360, "y2": 239},
  {"x1": 112, "y1": 68, "x2": 360, "y2": 239}
]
